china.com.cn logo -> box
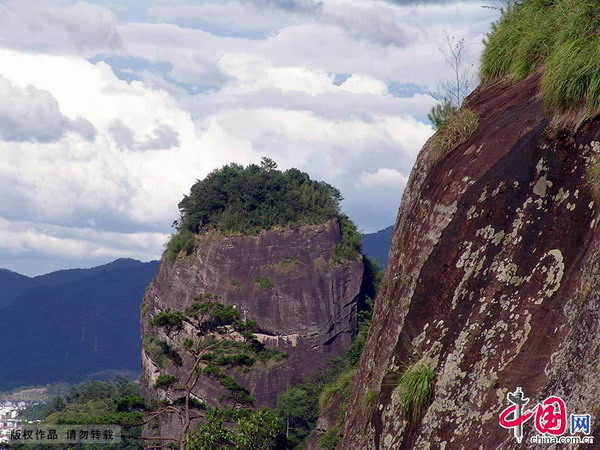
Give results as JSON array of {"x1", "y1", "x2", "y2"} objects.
[{"x1": 499, "y1": 387, "x2": 595, "y2": 445}]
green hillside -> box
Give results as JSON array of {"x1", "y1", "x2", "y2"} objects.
[{"x1": 481, "y1": 0, "x2": 600, "y2": 117}]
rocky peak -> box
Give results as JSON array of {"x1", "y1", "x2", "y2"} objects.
[
  {"x1": 141, "y1": 217, "x2": 364, "y2": 439},
  {"x1": 336, "y1": 74, "x2": 600, "y2": 448}
]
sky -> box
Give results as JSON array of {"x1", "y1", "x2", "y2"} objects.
[{"x1": 0, "y1": 0, "x2": 503, "y2": 276}]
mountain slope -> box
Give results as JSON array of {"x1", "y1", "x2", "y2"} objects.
[
  {"x1": 361, "y1": 225, "x2": 393, "y2": 267},
  {"x1": 0, "y1": 269, "x2": 31, "y2": 310},
  {"x1": 0, "y1": 259, "x2": 159, "y2": 390}
]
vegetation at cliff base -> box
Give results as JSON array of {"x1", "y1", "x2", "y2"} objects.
[
  {"x1": 145, "y1": 297, "x2": 285, "y2": 448},
  {"x1": 481, "y1": 0, "x2": 600, "y2": 117},
  {"x1": 268, "y1": 258, "x2": 381, "y2": 448},
  {"x1": 187, "y1": 408, "x2": 282, "y2": 449},
  {"x1": 275, "y1": 361, "x2": 345, "y2": 448},
  {"x1": 16, "y1": 379, "x2": 146, "y2": 449},
  {"x1": 395, "y1": 361, "x2": 436, "y2": 425}
]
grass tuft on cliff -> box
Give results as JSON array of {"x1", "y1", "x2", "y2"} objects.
[
  {"x1": 481, "y1": 0, "x2": 600, "y2": 117},
  {"x1": 395, "y1": 361, "x2": 436, "y2": 425},
  {"x1": 585, "y1": 158, "x2": 600, "y2": 200},
  {"x1": 429, "y1": 108, "x2": 479, "y2": 159},
  {"x1": 163, "y1": 229, "x2": 195, "y2": 261}
]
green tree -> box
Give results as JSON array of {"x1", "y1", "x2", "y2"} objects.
[
  {"x1": 173, "y1": 160, "x2": 341, "y2": 237},
  {"x1": 17, "y1": 379, "x2": 148, "y2": 450},
  {"x1": 427, "y1": 100, "x2": 457, "y2": 131},
  {"x1": 145, "y1": 297, "x2": 282, "y2": 449}
]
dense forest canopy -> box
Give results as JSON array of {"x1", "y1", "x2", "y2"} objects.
[
  {"x1": 481, "y1": 0, "x2": 600, "y2": 117},
  {"x1": 177, "y1": 158, "x2": 342, "y2": 235},
  {"x1": 165, "y1": 158, "x2": 361, "y2": 261}
]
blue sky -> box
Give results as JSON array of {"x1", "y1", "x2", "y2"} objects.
[{"x1": 0, "y1": 0, "x2": 502, "y2": 275}]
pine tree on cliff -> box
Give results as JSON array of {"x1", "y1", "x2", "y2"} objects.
[{"x1": 143, "y1": 297, "x2": 281, "y2": 449}]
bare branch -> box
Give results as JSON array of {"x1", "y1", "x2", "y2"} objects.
[{"x1": 433, "y1": 32, "x2": 475, "y2": 109}]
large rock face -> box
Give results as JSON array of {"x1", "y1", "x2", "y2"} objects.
[
  {"x1": 141, "y1": 219, "x2": 363, "y2": 436},
  {"x1": 339, "y1": 76, "x2": 600, "y2": 448}
]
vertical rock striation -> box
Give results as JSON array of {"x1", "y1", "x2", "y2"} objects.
[
  {"x1": 141, "y1": 218, "x2": 363, "y2": 439},
  {"x1": 339, "y1": 76, "x2": 600, "y2": 448}
]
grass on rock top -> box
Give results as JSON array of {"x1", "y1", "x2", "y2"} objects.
[{"x1": 481, "y1": 0, "x2": 600, "y2": 117}]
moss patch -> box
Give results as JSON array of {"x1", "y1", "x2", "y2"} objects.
[
  {"x1": 278, "y1": 258, "x2": 300, "y2": 273},
  {"x1": 254, "y1": 276, "x2": 274, "y2": 291},
  {"x1": 313, "y1": 256, "x2": 328, "y2": 274},
  {"x1": 228, "y1": 280, "x2": 244, "y2": 289}
]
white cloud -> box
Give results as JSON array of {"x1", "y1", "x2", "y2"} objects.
[
  {"x1": 119, "y1": 0, "x2": 491, "y2": 93},
  {"x1": 218, "y1": 56, "x2": 337, "y2": 95},
  {"x1": 0, "y1": 49, "x2": 204, "y2": 232},
  {"x1": 339, "y1": 74, "x2": 388, "y2": 95},
  {"x1": 108, "y1": 120, "x2": 180, "y2": 151},
  {"x1": 147, "y1": 2, "x2": 304, "y2": 35},
  {"x1": 0, "y1": 0, "x2": 503, "y2": 273},
  {"x1": 0, "y1": 217, "x2": 166, "y2": 262},
  {"x1": 0, "y1": 75, "x2": 96, "y2": 142},
  {"x1": 0, "y1": 0, "x2": 122, "y2": 55},
  {"x1": 358, "y1": 168, "x2": 409, "y2": 189}
]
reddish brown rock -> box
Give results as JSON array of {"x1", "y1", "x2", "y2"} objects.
[
  {"x1": 141, "y1": 218, "x2": 363, "y2": 439},
  {"x1": 338, "y1": 76, "x2": 600, "y2": 449}
]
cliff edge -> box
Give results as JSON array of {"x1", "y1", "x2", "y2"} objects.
[
  {"x1": 140, "y1": 161, "x2": 365, "y2": 442},
  {"x1": 337, "y1": 74, "x2": 600, "y2": 448}
]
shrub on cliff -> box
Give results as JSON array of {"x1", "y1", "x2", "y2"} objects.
[
  {"x1": 395, "y1": 361, "x2": 436, "y2": 425},
  {"x1": 428, "y1": 100, "x2": 456, "y2": 131},
  {"x1": 177, "y1": 157, "x2": 341, "y2": 235},
  {"x1": 481, "y1": 0, "x2": 600, "y2": 118},
  {"x1": 163, "y1": 229, "x2": 195, "y2": 262},
  {"x1": 429, "y1": 107, "x2": 479, "y2": 159},
  {"x1": 331, "y1": 215, "x2": 362, "y2": 264}
]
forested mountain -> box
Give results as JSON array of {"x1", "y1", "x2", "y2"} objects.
[
  {"x1": 0, "y1": 222, "x2": 392, "y2": 393},
  {"x1": 360, "y1": 225, "x2": 393, "y2": 267},
  {"x1": 0, "y1": 259, "x2": 159, "y2": 390}
]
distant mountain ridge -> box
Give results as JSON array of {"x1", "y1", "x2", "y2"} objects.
[
  {"x1": 0, "y1": 258, "x2": 159, "y2": 390},
  {"x1": 0, "y1": 226, "x2": 392, "y2": 391},
  {"x1": 360, "y1": 225, "x2": 393, "y2": 268}
]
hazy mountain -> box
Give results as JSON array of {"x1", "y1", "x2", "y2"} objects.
[
  {"x1": 0, "y1": 259, "x2": 159, "y2": 390},
  {"x1": 0, "y1": 224, "x2": 393, "y2": 391},
  {"x1": 361, "y1": 225, "x2": 393, "y2": 267}
]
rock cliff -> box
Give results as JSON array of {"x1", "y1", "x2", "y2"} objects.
[
  {"x1": 335, "y1": 75, "x2": 600, "y2": 448},
  {"x1": 141, "y1": 218, "x2": 363, "y2": 437}
]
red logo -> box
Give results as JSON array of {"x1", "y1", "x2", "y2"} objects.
[{"x1": 499, "y1": 387, "x2": 568, "y2": 443}]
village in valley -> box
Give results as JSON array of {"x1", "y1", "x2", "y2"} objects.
[{"x1": 0, "y1": 400, "x2": 28, "y2": 443}]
